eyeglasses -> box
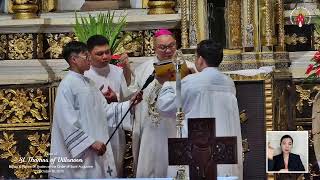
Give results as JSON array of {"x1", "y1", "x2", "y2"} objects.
[
  {"x1": 157, "y1": 43, "x2": 176, "y2": 51},
  {"x1": 74, "y1": 55, "x2": 90, "y2": 61}
]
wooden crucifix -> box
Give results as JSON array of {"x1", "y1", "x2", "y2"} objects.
[{"x1": 168, "y1": 118, "x2": 238, "y2": 180}]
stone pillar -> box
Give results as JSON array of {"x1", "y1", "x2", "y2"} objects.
[
  {"x1": 57, "y1": 0, "x2": 84, "y2": 11},
  {"x1": 0, "y1": 0, "x2": 4, "y2": 12},
  {"x1": 2, "y1": 0, "x2": 9, "y2": 13},
  {"x1": 130, "y1": 0, "x2": 143, "y2": 8}
]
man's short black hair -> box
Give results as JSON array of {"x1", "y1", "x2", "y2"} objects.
[
  {"x1": 62, "y1": 41, "x2": 88, "y2": 64},
  {"x1": 280, "y1": 135, "x2": 293, "y2": 145},
  {"x1": 87, "y1": 35, "x2": 109, "y2": 51},
  {"x1": 196, "y1": 39, "x2": 223, "y2": 67}
]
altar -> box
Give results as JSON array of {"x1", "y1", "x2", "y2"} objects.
[{"x1": 0, "y1": 0, "x2": 320, "y2": 179}]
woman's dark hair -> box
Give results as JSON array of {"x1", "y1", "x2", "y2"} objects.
[{"x1": 280, "y1": 135, "x2": 293, "y2": 145}]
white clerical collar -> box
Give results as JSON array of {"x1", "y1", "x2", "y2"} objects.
[{"x1": 91, "y1": 64, "x2": 110, "y2": 76}]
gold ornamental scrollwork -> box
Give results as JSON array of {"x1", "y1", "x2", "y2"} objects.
[
  {"x1": 144, "y1": 30, "x2": 155, "y2": 56},
  {"x1": 228, "y1": 0, "x2": 242, "y2": 48},
  {"x1": 314, "y1": 32, "x2": 320, "y2": 50},
  {"x1": 296, "y1": 85, "x2": 320, "y2": 113},
  {"x1": 285, "y1": 34, "x2": 308, "y2": 45},
  {"x1": 239, "y1": 110, "x2": 248, "y2": 124},
  {"x1": 242, "y1": 138, "x2": 250, "y2": 161},
  {"x1": 277, "y1": 0, "x2": 285, "y2": 50},
  {"x1": 0, "y1": 35, "x2": 7, "y2": 60},
  {"x1": 264, "y1": 0, "x2": 273, "y2": 47},
  {"x1": 8, "y1": 34, "x2": 34, "y2": 60},
  {"x1": 114, "y1": 31, "x2": 144, "y2": 56},
  {"x1": 189, "y1": 0, "x2": 198, "y2": 47},
  {"x1": 0, "y1": 88, "x2": 48, "y2": 124},
  {"x1": 45, "y1": 33, "x2": 75, "y2": 59},
  {"x1": 0, "y1": 132, "x2": 50, "y2": 179}
]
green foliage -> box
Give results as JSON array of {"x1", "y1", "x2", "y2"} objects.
[
  {"x1": 73, "y1": 11, "x2": 127, "y2": 54},
  {"x1": 314, "y1": 16, "x2": 320, "y2": 39}
]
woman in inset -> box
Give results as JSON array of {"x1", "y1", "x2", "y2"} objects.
[{"x1": 268, "y1": 135, "x2": 305, "y2": 172}]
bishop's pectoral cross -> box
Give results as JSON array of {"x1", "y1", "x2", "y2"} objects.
[{"x1": 168, "y1": 118, "x2": 238, "y2": 180}]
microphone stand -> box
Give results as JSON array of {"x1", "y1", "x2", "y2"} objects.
[
  {"x1": 105, "y1": 95, "x2": 139, "y2": 145},
  {"x1": 105, "y1": 72, "x2": 155, "y2": 145}
]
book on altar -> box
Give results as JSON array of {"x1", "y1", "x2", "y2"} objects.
[{"x1": 153, "y1": 60, "x2": 190, "y2": 81}]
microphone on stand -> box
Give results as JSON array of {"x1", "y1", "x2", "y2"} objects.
[
  {"x1": 106, "y1": 71, "x2": 155, "y2": 145},
  {"x1": 141, "y1": 71, "x2": 155, "y2": 90}
]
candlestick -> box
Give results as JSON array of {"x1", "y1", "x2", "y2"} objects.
[{"x1": 173, "y1": 50, "x2": 185, "y2": 138}]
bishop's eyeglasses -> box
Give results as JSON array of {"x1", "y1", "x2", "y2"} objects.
[{"x1": 157, "y1": 42, "x2": 176, "y2": 51}]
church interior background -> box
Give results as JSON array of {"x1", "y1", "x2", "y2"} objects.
[{"x1": 0, "y1": 0, "x2": 319, "y2": 179}]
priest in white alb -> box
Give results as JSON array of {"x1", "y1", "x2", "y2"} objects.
[
  {"x1": 156, "y1": 40, "x2": 243, "y2": 180},
  {"x1": 84, "y1": 35, "x2": 132, "y2": 177},
  {"x1": 49, "y1": 41, "x2": 142, "y2": 179},
  {"x1": 131, "y1": 29, "x2": 196, "y2": 178}
]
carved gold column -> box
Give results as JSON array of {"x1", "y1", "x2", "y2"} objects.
[
  {"x1": 277, "y1": 0, "x2": 285, "y2": 51},
  {"x1": 261, "y1": 0, "x2": 274, "y2": 48},
  {"x1": 181, "y1": 0, "x2": 189, "y2": 48},
  {"x1": 227, "y1": 0, "x2": 242, "y2": 49},
  {"x1": 242, "y1": 0, "x2": 255, "y2": 51},
  {"x1": 196, "y1": 0, "x2": 208, "y2": 41},
  {"x1": 189, "y1": 0, "x2": 198, "y2": 47},
  {"x1": 265, "y1": 76, "x2": 273, "y2": 131},
  {"x1": 11, "y1": 0, "x2": 38, "y2": 19}
]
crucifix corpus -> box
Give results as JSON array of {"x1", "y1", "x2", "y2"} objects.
[
  {"x1": 81, "y1": 0, "x2": 130, "y2": 11},
  {"x1": 168, "y1": 118, "x2": 238, "y2": 180}
]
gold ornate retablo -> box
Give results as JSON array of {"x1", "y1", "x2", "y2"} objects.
[{"x1": 147, "y1": 0, "x2": 176, "y2": 14}]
